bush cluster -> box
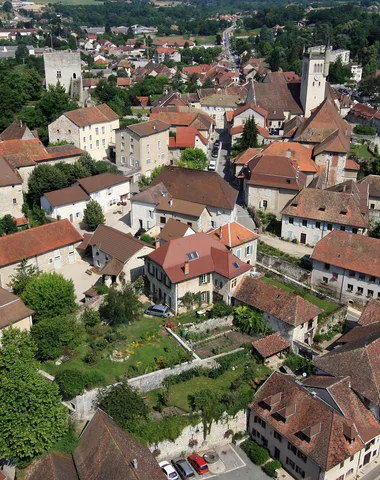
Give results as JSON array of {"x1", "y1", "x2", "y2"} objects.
[
  {"x1": 55, "y1": 369, "x2": 105, "y2": 399},
  {"x1": 263, "y1": 460, "x2": 282, "y2": 478},
  {"x1": 209, "y1": 301, "x2": 234, "y2": 318},
  {"x1": 241, "y1": 439, "x2": 270, "y2": 465}
]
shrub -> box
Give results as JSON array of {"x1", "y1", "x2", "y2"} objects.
[
  {"x1": 209, "y1": 301, "x2": 234, "y2": 318},
  {"x1": 140, "y1": 233, "x2": 155, "y2": 245},
  {"x1": 241, "y1": 439, "x2": 270, "y2": 465},
  {"x1": 55, "y1": 369, "x2": 105, "y2": 399},
  {"x1": 353, "y1": 125, "x2": 376, "y2": 136},
  {"x1": 263, "y1": 460, "x2": 282, "y2": 478}
]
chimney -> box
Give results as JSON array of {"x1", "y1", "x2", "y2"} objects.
[
  {"x1": 184, "y1": 260, "x2": 190, "y2": 275},
  {"x1": 286, "y1": 149, "x2": 291, "y2": 159},
  {"x1": 132, "y1": 459, "x2": 138, "y2": 469},
  {"x1": 169, "y1": 199, "x2": 173, "y2": 207},
  {"x1": 155, "y1": 238, "x2": 160, "y2": 249},
  {"x1": 219, "y1": 226, "x2": 223, "y2": 239}
]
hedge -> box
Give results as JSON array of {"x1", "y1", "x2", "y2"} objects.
[
  {"x1": 241, "y1": 439, "x2": 270, "y2": 465},
  {"x1": 55, "y1": 369, "x2": 105, "y2": 399},
  {"x1": 263, "y1": 460, "x2": 282, "y2": 478}
]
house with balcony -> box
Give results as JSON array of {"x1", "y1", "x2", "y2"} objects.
[
  {"x1": 281, "y1": 181, "x2": 369, "y2": 246},
  {"x1": 208, "y1": 222, "x2": 259, "y2": 265},
  {"x1": 145, "y1": 232, "x2": 251, "y2": 313},
  {"x1": 249, "y1": 372, "x2": 380, "y2": 480},
  {"x1": 310, "y1": 230, "x2": 380, "y2": 305},
  {"x1": 232, "y1": 276, "x2": 322, "y2": 353}
]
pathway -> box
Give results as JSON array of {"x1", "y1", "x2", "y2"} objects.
[{"x1": 259, "y1": 233, "x2": 313, "y2": 259}]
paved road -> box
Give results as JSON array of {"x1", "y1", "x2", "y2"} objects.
[
  {"x1": 360, "y1": 461, "x2": 380, "y2": 480},
  {"x1": 259, "y1": 233, "x2": 313, "y2": 259},
  {"x1": 216, "y1": 445, "x2": 269, "y2": 480}
]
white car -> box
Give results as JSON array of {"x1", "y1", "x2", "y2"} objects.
[
  {"x1": 208, "y1": 160, "x2": 216, "y2": 171},
  {"x1": 159, "y1": 460, "x2": 180, "y2": 480}
]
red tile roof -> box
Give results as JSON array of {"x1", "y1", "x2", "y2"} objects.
[
  {"x1": 263, "y1": 142, "x2": 318, "y2": 174},
  {"x1": 64, "y1": 104, "x2": 119, "y2": 127},
  {"x1": 136, "y1": 96, "x2": 149, "y2": 107},
  {"x1": 147, "y1": 232, "x2": 251, "y2": 283},
  {"x1": 310, "y1": 230, "x2": 380, "y2": 278},
  {"x1": 155, "y1": 47, "x2": 178, "y2": 54},
  {"x1": 0, "y1": 157, "x2": 23, "y2": 186},
  {"x1": 0, "y1": 138, "x2": 50, "y2": 167},
  {"x1": 171, "y1": 126, "x2": 208, "y2": 148},
  {"x1": 232, "y1": 148, "x2": 262, "y2": 166},
  {"x1": 253, "y1": 82, "x2": 303, "y2": 116},
  {"x1": 349, "y1": 103, "x2": 378, "y2": 121},
  {"x1": 0, "y1": 220, "x2": 82, "y2": 267},
  {"x1": 208, "y1": 221, "x2": 259, "y2": 248},
  {"x1": 233, "y1": 276, "x2": 322, "y2": 326},
  {"x1": 358, "y1": 299, "x2": 380, "y2": 326},
  {"x1": 126, "y1": 119, "x2": 170, "y2": 137},
  {"x1": 345, "y1": 158, "x2": 360, "y2": 171},
  {"x1": 358, "y1": 175, "x2": 380, "y2": 198},
  {"x1": 116, "y1": 77, "x2": 131, "y2": 87},
  {"x1": 230, "y1": 124, "x2": 269, "y2": 138},
  {"x1": 252, "y1": 373, "x2": 380, "y2": 471},
  {"x1": 0, "y1": 287, "x2": 34, "y2": 329},
  {"x1": 232, "y1": 102, "x2": 268, "y2": 120},
  {"x1": 252, "y1": 333, "x2": 290, "y2": 358}
]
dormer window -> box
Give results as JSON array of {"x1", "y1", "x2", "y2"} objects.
[
  {"x1": 262, "y1": 392, "x2": 282, "y2": 410},
  {"x1": 277, "y1": 403, "x2": 296, "y2": 422},
  {"x1": 319, "y1": 204, "x2": 326, "y2": 212},
  {"x1": 286, "y1": 179, "x2": 291, "y2": 184},
  {"x1": 301, "y1": 422, "x2": 321, "y2": 442},
  {"x1": 343, "y1": 423, "x2": 357, "y2": 444},
  {"x1": 340, "y1": 206, "x2": 348, "y2": 215}
]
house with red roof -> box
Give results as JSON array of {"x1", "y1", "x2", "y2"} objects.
[
  {"x1": 310, "y1": 230, "x2": 380, "y2": 305},
  {"x1": 225, "y1": 103, "x2": 270, "y2": 146},
  {"x1": 145, "y1": 232, "x2": 251, "y2": 313},
  {"x1": 0, "y1": 220, "x2": 83, "y2": 288},
  {"x1": 168, "y1": 126, "x2": 208, "y2": 162},
  {"x1": 48, "y1": 104, "x2": 120, "y2": 161},
  {"x1": 154, "y1": 47, "x2": 181, "y2": 64},
  {"x1": 249, "y1": 372, "x2": 380, "y2": 480}
]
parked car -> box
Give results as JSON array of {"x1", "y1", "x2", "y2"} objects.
[
  {"x1": 159, "y1": 460, "x2": 179, "y2": 480},
  {"x1": 214, "y1": 139, "x2": 220, "y2": 148},
  {"x1": 208, "y1": 160, "x2": 216, "y2": 171},
  {"x1": 134, "y1": 227, "x2": 146, "y2": 239},
  {"x1": 172, "y1": 458, "x2": 195, "y2": 479},
  {"x1": 145, "y1": 304, "x2": 170, "y2": 318},
  {"x1": 211, "y1": 149, "x2": 219, "y2": 158},
  {"x1": 187, "y1": 454, "x2": 209, "y2": 475}
]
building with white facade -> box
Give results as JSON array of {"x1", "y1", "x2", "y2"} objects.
[
  {"x1": 41, "y1": 185, "x2": 90, "y2": 222},
  {"x1": 48, "y1": 104, "x2": 120, "y2": 161},
  {"x1": 76, "y1": 173, "x2": 130, "y2": 212},
  {"x1": 310, "y1": 230, "x2": 380, "y2": 305}
]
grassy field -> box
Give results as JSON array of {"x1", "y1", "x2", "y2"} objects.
[
  {"x1": 43, "y1": 317, "x2": 187, "y2": 385},
  {"x1": 350, "y1": 143, "x2": 374, "y2": 158},
  {"x1": 154, "y1": 35, "x2": 217, "y2": 45},
  {"x1": 36, "y1": 0, "x2": 101, "y2": 4},
  {"x1": 234, "y1": 28, "x2": 260, "y2": 37},
  {"x1": 261, "y1": 276, "x2": 340, "y2": 315}
]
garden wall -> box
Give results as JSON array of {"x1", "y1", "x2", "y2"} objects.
[
  {"x1": 186, "y1": 315, "x2": 234, "y2": 333},
  {"x1": 257, "y1": 252, "x2": 311, "y2": 284},
  {"x1": 151, "y1": 410, "x2": 247, "y2": 461},
  {"x1": 318, "y1": 305, "x2": 347, "y2": 334},
  {"x1": 71, "y1": 356, "x2": 219, "y2": 421}
]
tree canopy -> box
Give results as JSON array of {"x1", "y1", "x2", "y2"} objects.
[
  {"x1": 100, "y1": 283, "x2": 144, "y2": 325},
  {"x1": 83, "y1": 199, "x2": 105, "y2": 231},
  {"x1": 178, "y1": 148, "x2": 208, "y2": 170},
  {"x1": 8, "y1": 259, "x2": 40, "y2": 296}
]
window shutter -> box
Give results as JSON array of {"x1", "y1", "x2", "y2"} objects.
[
  {"x1": 285, "y1": 217, "x2": 289, "y2": 224},
  {"x1": 198, "y1": 293, "x2": 202, "y2": 306},
  {"x1": 199, "y1": 276, "x2": 203, "y2": 286},
  {"x1": 206, "y1": 291, "x2": 210, "y2": 304},
  {"x1": 207, "y1": 273, "x2": 210, "y2": 283}
]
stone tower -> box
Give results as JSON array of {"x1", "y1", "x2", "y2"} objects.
[
  {"x1": 300, "y1": 45, "x2": 331, "y2": 118},
  {"x1": 43, "y1": 50, "x2": 83, "y2": 103}
]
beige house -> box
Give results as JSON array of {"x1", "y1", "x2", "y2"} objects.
[
  {"x1": 48, "y1": 104, "x2": 120, "y2": 161},
  {"x1": 115, "y1": 119, "x2": 170, "y2": 178},
  {"x1": 0, "y1": 287, "x2": 34, "y2": 335},
  {"x1": 249, "y1": 372, "x2": 380, "y2": 480},
  {"x1": 145, "y1": 232, "x2": 251, "y2": 313},
  {"x1": 78, "y1": 225, "x2": 154, "y2": 285},
  {"x1": 0, "y1": 157, "x2": 24, "y2": 218},
  {"x1": 208, "y1": 222, "x2": 259, "y2": 265},
  {"x1": 0, "y1": 220, "x2": 83, "y2": 288},
  {"x1": 358, "y1": 175, "x2": 380, "y2": 216},
  {"x1": 130, "y1": 182, "x2": 211, "y2": 232},
  {"x1": 233, "y1": 276, "x2": 322, "y2": 353}
]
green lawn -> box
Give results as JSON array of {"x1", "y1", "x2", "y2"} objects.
[
  {"x1": 36, "y1": 0, "x2": 101, "y2": 4},
  {"x1": 261, "y1": 276, "x2": 339, "y2": 315},
  {"x1": 43, "y1": 317, "x2": 187, "y2": 385},
  {"x1": 131, "y1": 107, "x2": 149, "y2": 116},
  {"x1": 193, "y1": 35, "x2": 217, "y2": 45},
  {"x1": 234, "y1": 28, "x2": 260, "y2": 37},
  {"x1": 350, "y1": 143, "x2": 374, "y2": 158}
]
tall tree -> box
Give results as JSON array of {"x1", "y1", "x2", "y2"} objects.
[
  {"x1": 100, "y1": 283, "x2": 144, "y2": 326},
  {"x1": 178, "y1": 148, "x2": 208, "y2": 170},
  {"x1": 8, "y1": 259, "x2": 41, "y2": 295},
  {"x1": 37, "y1": 83, "x2": 78, "y2": 124},
  {"x1": 0, "y1": 328, "x2": 67, "y2": 465},
  {"x1": 83, "y1": 199, "x2": 105, "y2": 231}
]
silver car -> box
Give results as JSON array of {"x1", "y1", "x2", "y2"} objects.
[{"x1": 172, "y1": 458, "x2": 195, "y2": 479}]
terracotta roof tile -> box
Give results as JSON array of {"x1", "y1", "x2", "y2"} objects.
[
  {"x1": 310, "y1": 230, "x2": 380, "y2": 278},
  {"x1": 0, "y1": 287, "x2": 34, "y2": 329},
  {"x1": 358, "y1": 299, "x2": 380, "y2": 326},
  {"x1": 345, "y1": 158, "x2": 360, "y2": 171},
  {"x1": 44, "y1": 185, "x2": 90, "y2": 207},
  {"x1": 252, "y1": 373, "x2": 380, "y2": 471},
  {"x1": 88, "y1": 225, "x2": 153, "y2": 263},
  {"x1": 208, "y1": 221, "x2": 259, "y2": 248},
  {"x1": 150, "y1": 166, "x2": 238, "y2": 211},
  {"x1": 232, "y1": 102, "x2": 268, "y2": 119},
  {"x1": 0, "y1": 156, "x2": 23, "y2": 186},
  {"x1": 253, "y1": 82, "x2": 303, "y2": 116},
  {"x1": 358, "y1": 175, "x2": 380, "y2": 198},
  {"x1": 156, "y1": 196, "x2": 206, "y2": 217},
  {"x1": 77, "y1": 173, "x2": 129, "y2": 194},
  {"x1": 125, "y1": 119, "x2": 170, "y2": 137},
  {"x1": 24, "y1": 452, "x2": 77, "y2": 480},
  {"x1": 173, "y1": 126, "x2": 208, "y2": 148},
  {"x1": 252, "y1": 332, "x2": 290, "y2": 358},
  {"x1": 233, "y1": 276, "x2": 322, "y2": 326},
  {"x1": 0, "y1": 220, "x2": 82, "y2": 267},
  {"x1": 64, "y1": 104, "x2": 119, "y2": 127},
  {"x1": 147, "y1": 232, "x2": 251, "y2": 283},
  {"x1": 117, "y1": 77, "x2": 131, "y2": 87},
  {"x1": 263, "y1": 142, "x2": 318, "y2": 173},
  {"x1": 232, "y1": 148, "x2": 262, "y2": 166},
  {"x1": 281, "y1": 187, "x2": 368, "y2": 228},
  {"x1": 0, "y1": 120, "x2": 30, "y2": 140},
  {"x1": 159, "y1": 218, "x2": 194, "y2": 242}
]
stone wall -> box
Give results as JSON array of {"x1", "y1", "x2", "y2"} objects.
[
  {"x1": 186, "y1": 315, "x2": 234, "y2": 333},
  {"x1": 317, "y1": 305, "x2": 347, "y2": 334},
  {"x1": 257, "y1": 251, "x2": 311, "y2": 283},
  {"x1": 151, "y1": 410, "x2": 247, "y2": 461}
]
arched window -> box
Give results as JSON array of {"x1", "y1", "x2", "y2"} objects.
[
  {"x1": 346, "y1": 469, "x2": 354, "y2": 478},
  {"x1": 73, "y1": 73, "x2": 77, "y2": 79},
  {"x1": 314, "y1": 64, "x2": 317, "y2": 73}
]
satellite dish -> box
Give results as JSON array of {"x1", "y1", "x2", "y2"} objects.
[{"x1": 302, "y1": 372, "x2": 307, "y2": 377}]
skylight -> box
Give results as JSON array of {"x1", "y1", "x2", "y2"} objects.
[
  {"x1": 186, "y1": 251, "x2": 199, "y2": 261},
  {"x1": 233, "y1": 262, "x2": 240, "y2": 269}
]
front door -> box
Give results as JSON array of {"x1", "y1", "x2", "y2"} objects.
[
  {"x1": 364, "y1": 452, "x2": 371, "y2": 466},
  {"x1": 300, "y1": 233, "x2": 307, "y2": 244},
  {"x1": 274, "y1": 447, "x2": 280, "y2": 460}
]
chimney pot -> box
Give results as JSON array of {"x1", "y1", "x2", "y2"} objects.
[
  {"x1": 219, "y1": 226, "x2": 223, "y2": 239},
  {"x1": 155, "y1": 238, "x2": 160, "y2": 249},
  {"x1": 184, "y1": 260, "x2": 190, "y2": 275}
]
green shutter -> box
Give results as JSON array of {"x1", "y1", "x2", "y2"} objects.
[
  {"x1": 207, "y1": 273, "x2": 210, "y2": 283},
  {"x1": 198, "y1": 293, "x2": 202, "y2": 306},
  {"x1": 206, "y1": 291, "x2": 210, "y2": 304}
]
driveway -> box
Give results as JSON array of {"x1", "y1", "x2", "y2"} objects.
[
  {"x1": 259, "y1": 233, "x2": 313, "y2": 259},
  {"x1": 59, "y1": 259, "x2": 101, "y2": 302},
  {"x1": 74, "y1": 205, "x2": 136, "y2": 236}
]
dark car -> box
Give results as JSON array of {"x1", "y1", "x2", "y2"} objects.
[
  {"x1": 214, "y1": 139, "x2": 221, "y2": 148},
  {"x1": 145, "y1": 304, "x2": 170, "y2": 318},
  {"x1": 134, "y1": 227, "x2": 146, "y2": 239},
  {"x1": 211, "y1": 149, "x2": 219, "y2": 158},
  {"x1": 172, "y1": 458, "x2": 195, "y2": 479}
]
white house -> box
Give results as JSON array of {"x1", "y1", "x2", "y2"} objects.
[
  {"x1": 48, "y1": 104, "x2": 120, "y2": 161},
  {"x1": 76, "y1": 173, "x2": 130, "y2": 212},
  {"x1": 41, "y1": 185, "x2": 90, "y2": 222}
]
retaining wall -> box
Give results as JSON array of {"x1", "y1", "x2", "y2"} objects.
[
  {"x1": 257, "y1": 251, "x2": 311, "y2": 283},
  {"x1": 187, "y1": 315, "x2": 234, "y2": 333}
]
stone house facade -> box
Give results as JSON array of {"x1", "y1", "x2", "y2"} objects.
[
  {"x1": 115, "y1": 119, "x2": 170, "y2": 176},
  {"x1": 0, "y1": 287, "x2": 34, "y2": 335},
  {"x1": 43, "y1": 51, "x2": 82, "y2": 93},
  {"x1": 48, "y1": 104, "x2": 120, "y2": 161}
]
